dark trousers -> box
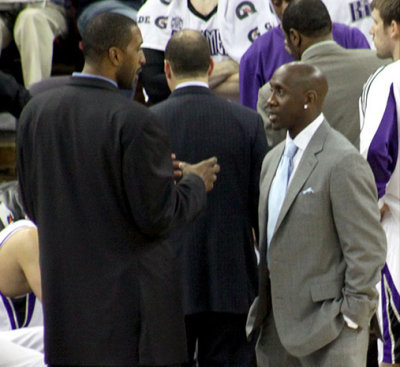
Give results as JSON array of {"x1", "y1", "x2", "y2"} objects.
[{"x1": 183, "y1": 312, "x2": 256, "y2": 367}]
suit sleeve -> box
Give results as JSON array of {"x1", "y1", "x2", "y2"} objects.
[
  {"x1": 122, "y1": 111, "x2": 206, "y2": 239},
  {"x1": 330, "y1": 152, "x2": 386, "y2": 327},
  {"x1": 249, "y1": 116, "x2": 268, "y2": 240},
  {"x1": 0, "y1": 71, "x2": 31, "y2": 118}
]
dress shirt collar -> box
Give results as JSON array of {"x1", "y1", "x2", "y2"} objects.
[
  {"x1": 302, "y1": 40, "x2": 336, "y2": 59},
  {"x1": 175, "y1": 81, "x2": 209, "y2": 90},
  {"x1": 72, "y1": 72, "x2": 118, "y2": 88}
]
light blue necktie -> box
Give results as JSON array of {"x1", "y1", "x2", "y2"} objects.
[{"x1": 267, "y1": 140, "x2": 298, "y2": 249}]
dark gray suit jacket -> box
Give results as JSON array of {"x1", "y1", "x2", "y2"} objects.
[
  {"x1": 247, "y1": 120, "x2": 386, "y2": 357},
  {"x1": 17, "y1": 77, "x2": 206, "y2": 366},
  {"x1": 151, "y1": 86, "x2": 268, "y2": 315}
]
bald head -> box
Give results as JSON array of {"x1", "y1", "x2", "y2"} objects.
[
  {"x1": 165, "y1": 29, "x2": 211, "y2": 78},
  {"x1": 278, "y1": 62, "x2": 328, "y2": 107},
  {"x1": 267, "y1": 62, "x2": 328, "y2": 138}
]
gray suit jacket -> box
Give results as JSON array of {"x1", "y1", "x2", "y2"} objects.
[
  {"x1": 258, "y1": 41, "x2": 388, "y2": 147},
  {"x1": 247, "y1": 120, "x2": 386, "y2": 357}
]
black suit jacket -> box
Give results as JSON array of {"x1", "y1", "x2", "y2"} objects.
[
  {"x1": 17, "y1": 77, "x2": 206, "y2": 366},
  {"x1": 151, "y1": 86, "x2": 268, "y2": 314},
  {"x1": 0, "y1": 71, "x2": 31, "y2": 118}
]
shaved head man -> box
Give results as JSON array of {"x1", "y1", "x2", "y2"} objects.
[
  {"x1": 247, "y1": 61, "x2": 386, "y2": 367},
  {"x1": 268, "y1": 62, "x2": 328, "y2": 137}
]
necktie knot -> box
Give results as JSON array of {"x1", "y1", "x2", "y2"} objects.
[{"x1": 283, "y1": 140, "x2": 298, "y2": 160}]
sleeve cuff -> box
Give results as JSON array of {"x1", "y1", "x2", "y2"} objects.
[{"x1": 343, "y1": 314, "x2": 359, "y2": 329}]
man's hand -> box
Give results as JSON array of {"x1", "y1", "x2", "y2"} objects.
[
  {"x1": 380, "y1": 203, "x2": 389, "y2": 220},
  {"x1": 179, "y1": 157, "x2": 220, "y2": 192},
  {"x1": 171, "y1": 153, "x2": 183, "y2": 181}
]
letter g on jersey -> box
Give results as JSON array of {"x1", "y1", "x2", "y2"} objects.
[
  {"x1": 155, "y1": 16, "x2": 168, "y2": 29},
  {"x1": 236, "y1": 1, "x2": 257, "y2": 20},
  {"x1": 248, "y1": 27, "x2": 260, "y2": 42}
]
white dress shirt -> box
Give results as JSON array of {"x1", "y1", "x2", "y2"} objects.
[{"x1": 286, "y1": 113, "x2": 324, "y2": 186}]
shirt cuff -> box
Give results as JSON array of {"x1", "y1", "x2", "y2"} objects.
[{"x1": 343, "y1": 314, "x2": 359, "y2": 329}]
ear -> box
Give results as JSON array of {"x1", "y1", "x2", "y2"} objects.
[
  {"x1": 208, "y1": 57, "x2": 214, "y2": 76},
  {"x1": 305, "y1": 89, "x2": 317, "y2": 106},
  {"x1": 108, "y1": 47, "x2": 124, "y2": 67},
  {"x1": 289, "y1": 28, "x2": 301, "y2": 47},
  {"x1": 390, "y1": 20, "x2": 400, "y2": 38},
  {"x1": 164, "y1": 59, "x2": 172, "y2": 79}
]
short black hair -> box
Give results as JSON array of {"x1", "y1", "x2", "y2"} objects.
[
  {"x1": 165, "y1": 30, "x2": 210, "y2": 78},
  {"x1": 82, "y1": 12, "x2": 137, "y2": 63},
  {"x1": 282, "y1": 0, "x2": 332, "y2": 38},
  {"x1": 371, "y1": 0, "x2": 400, "y2": 26}
]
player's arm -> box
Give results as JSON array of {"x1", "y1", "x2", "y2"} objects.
[
  {"x1": 209, "y1": 59, "x2": 239, "y2": 100},
  {"x1": 0, "y1": 227, "x2": 41, "y2": 301}
]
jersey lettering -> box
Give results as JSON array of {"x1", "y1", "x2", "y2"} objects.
[
  {"x1": 349, "y1": 0, "x2": 371, "y2": 22},
  {"x1": 203, "y1": 29, "x2": 227, "y2": 56}
]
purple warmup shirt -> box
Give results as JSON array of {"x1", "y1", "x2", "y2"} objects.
[{"x1": 239, "y1": 22, "x2": 370, "y2": 110}]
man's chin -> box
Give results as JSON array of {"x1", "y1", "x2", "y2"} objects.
[
  {"x1": 269, "y1": 118, "x2": 281, "y2": 130},
  {"x1": 271, "y1": 124, "x2": 282, "y2": 131}
]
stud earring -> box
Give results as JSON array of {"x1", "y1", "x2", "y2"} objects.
[{"x1": 304, "y1": 104, "x2": 308, "y2": 110}]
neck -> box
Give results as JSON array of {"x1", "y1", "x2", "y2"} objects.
[
  {"x1": 170, "y1": 75, "x2": 209, "y2": 91},
  {"x1": 81, "y1": 63, "x2": 117, "y2": 83},
  {"x1": 289, "y1": 112, "x2": 320, "y2": 139},
  {"x1": 393, "y1": 41, "x2": 400, "y2": 61},
  {"x1": 301, "y1": 34, "x2": 333, "y2": 56},
  {"x1": 190, "y1": 0, "x2": 218, "y2": 15}
]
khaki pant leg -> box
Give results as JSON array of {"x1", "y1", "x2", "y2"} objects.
[{"x1": 13, "y1": 3, "x2": 67, "y2": 87}]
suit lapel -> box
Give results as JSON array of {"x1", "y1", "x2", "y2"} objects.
[{"x1": 273, "y1": 121, "x2": 329, "y2": 234}]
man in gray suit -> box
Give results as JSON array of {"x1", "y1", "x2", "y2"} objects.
[
  {"x1": 247, "y1": 61, "x2": 386, "y2": 366},
  {"x1": 257, "y1": 0, "x2": 387, "y2": 148}
]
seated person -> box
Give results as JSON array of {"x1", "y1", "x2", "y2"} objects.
[
  {"x1": 0, "y1": 219, "x2": 44, "y2": 367},
  {"x1": 0, "y1": 181, "x2": 43, "y2": 332},
  {"x1": 240, "y1": 0, "x2": 371, "y2": 109},
  {"x1": 0, "y1": 1, "x2": 68, "y2": 87},
  {"x1": 137, "y1": 0, "x2": 278, "y2": 103},
  {"x1": 0, "y1": 219, "x2": 41, "y2": 303}
]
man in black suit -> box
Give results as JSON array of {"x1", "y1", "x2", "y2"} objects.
[
  {"x1": 151, "y1": 30, "x2": 268, "y2": 367},
  {"x1": 17, "y1": 13, "x2": 220, "y2": 367}
]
